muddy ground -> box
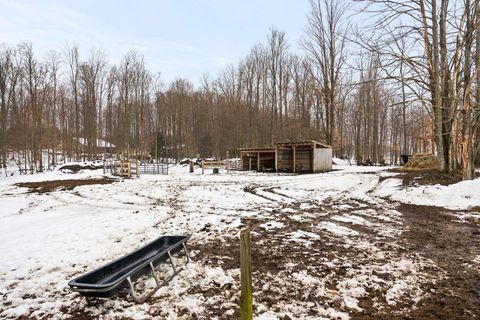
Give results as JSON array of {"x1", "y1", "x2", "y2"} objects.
[
  {"x1": 397, "y1": 203, "x2": 480, "y2": 320},
  {"x1": 387, "y1": 168, "x2": 480, "y2": 187},
  {"x1": 3, "y1": 169, "x2": 479, "y2": 319},
  {"x1": 16, "y1": 178, "x2": 116, "y2": 193},
  {"x1": 185, "y1": 205, "x2": 480, "y2": 319},
  {"x1": 182, "y1": 173, "x2": 480, "y2": 320}
]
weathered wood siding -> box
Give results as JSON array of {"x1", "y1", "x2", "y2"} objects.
[
  {"x1": 295, "y1": 146, "x2": 312, "y2": 172},
  {"x1": 277, "y1": 147, "x2": 293, "y2": 171}
]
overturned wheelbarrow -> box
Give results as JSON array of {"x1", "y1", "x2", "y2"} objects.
[{"x1": 68, "y1": 235, "x2": 190, "y2": 303}]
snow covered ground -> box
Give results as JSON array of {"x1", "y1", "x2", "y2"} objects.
[
  {"x1": 0, "y1": 164, "x2": 479, "y2": 319},
  {"x1": 373, "y1": 176, "x2": 480, "y2": 210}
]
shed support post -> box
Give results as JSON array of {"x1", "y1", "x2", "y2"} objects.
[
  {"x1": 257, "y1": 152, "x2": 260, "y2": 171},
  {"x1": 311, "y1": 143, "x2": 314, "y2": 173},
  {"x1": 275, "y1": 146, "x2": 278, "y2": 173},
  {"x1": 292, "y1": 146, "x2": 296, "y2": 173}
]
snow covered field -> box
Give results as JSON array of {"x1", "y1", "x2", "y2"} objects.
[{"x1": 0, "y1": 164, "x2": 479, "y2": 319}]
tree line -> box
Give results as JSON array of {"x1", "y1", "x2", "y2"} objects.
[{"x1": 0, "y1": 0, "x2": 479, "y2": 179}]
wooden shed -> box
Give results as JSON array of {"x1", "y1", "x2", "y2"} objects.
[
  {"x1": 274, "y1": 140, "x2": 332, "y2": 173},
  {"x1": 240, "y1": 148, "x2": 276, "y2": 172}
]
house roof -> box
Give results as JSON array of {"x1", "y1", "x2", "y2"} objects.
[
  {"x1": 273, "y1": 140, "x2": 331, "y2": 148},
  {"x1": 73, "y1": 137, "x2": 116, "y2": 148}
]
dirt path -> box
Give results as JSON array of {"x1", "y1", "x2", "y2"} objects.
[
  {"x1": 187, "y1": 172, "x2": 480, "y2": 319},
  {"x1": 395, "y1": 203, "x2": 480, "y2": 320},
  {"x1": 184, "y1": 173, "x2": 416, "y2": 318}
]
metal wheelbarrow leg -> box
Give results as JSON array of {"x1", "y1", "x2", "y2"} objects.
[
  {"x1": 126, "y1": 245, "x2": 191, "y2": 303},
  {"x1": 69, "y1": 235, "x2": 191, "y2": 302}
]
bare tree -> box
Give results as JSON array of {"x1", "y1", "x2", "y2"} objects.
[
  {"x1": 64, "y1": 44, "x2": 80, "y2": 158},
  {"x1": 79, "y1": 49, "x2": 106, "y2": 160},
  {"x1": 0, "y1": 46, "x2": 19, "y2": 171},
  {"x1": 303, "y1": 0, "x2": 349, "y2": 153}
]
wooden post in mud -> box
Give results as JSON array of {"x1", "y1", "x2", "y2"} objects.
[{"x1": 240, "y1": 228, "x2": 253, "y2": 320}]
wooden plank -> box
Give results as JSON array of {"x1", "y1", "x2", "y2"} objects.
[{"x1": 240, "y1": 228, "x2": 253, "y2": 320}]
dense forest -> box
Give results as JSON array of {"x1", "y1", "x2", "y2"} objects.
[{"x1": 0, "y1": 0, "x2": 479, "y2": 179}]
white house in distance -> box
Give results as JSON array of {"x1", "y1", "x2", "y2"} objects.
[{"x1": 73, "y1": 137, "x2": 117, "y2": 153}]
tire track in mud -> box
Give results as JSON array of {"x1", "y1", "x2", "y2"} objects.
[
  {"x1": 183, "y1": 170, "x2": 435, "y2": 319},
  {"x1": 9, "y1": 169, "x2": 471, "y2": 320},
  {"x1": 390, "y1": 203, "x2": 480, "y2": 319}
]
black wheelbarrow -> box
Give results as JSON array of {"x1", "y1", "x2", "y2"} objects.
[{"x1": 68, "y1": 235, "x2": 190, "y2": 302}]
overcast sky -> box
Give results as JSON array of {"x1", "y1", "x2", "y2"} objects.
[{"x1": 0, "y1": 0, "x2": 312, "y2": 85}]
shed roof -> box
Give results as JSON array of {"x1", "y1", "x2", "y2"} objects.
[
  {"x1": 273, "y1": 140, "x2": 330, "y2": 148},
  {"x1": 239, "y1": 147, "x2": 276, "y2": 152}
]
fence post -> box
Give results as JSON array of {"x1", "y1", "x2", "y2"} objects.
[{"x1": 240, "y1": 228, "x2": 253, "y2": 320}]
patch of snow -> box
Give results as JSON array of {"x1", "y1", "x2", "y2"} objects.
[
  {"x1": 331, "y1": 214, "x2": 369, "y2": 225},
  {"x1": 456, "y1": 211, "x2": 480, "y2": 222},
  {"x1": 289, "y1": 230, "x2": 320, "y2": 240},
  {"x1": 378, "y1": 171, "x2": 400, "y2": 178},
  {"x1": 374, "y1": 177, "x2": 480, "y2": 210},
  {"x1": 332, "y1": 204, "x2": 354, "y2": 211},
  {"x1": 385, "y1": 279, "x2": 421, "y2": 305},
  {"x1": 288, "y1": 230, "x2": 321, "y2": 246},
  {"x1": 319, "y1": 222, "x2": 359, "y2": 236},
  {"x1": 337, "y1": 278, "x2": 367, "y2": 311},
  {"x1": 299, "y1": 202, "x2": 316, "y2": 210},
  {"x1": 288, "y1": 215, "x2": 304, "y2": 222},
  {"x1": 332, "y1": 157, "x2": 351, "y2": 166},
  {"x1": 0, "y1": 196, "x2": 31, "y2": 218},
  {"x1": 260, "y1": 221, "x2": 285, "y2": 231},
  {"x1": 257, "y1": 311, "x2": 280, "y2": 320}
]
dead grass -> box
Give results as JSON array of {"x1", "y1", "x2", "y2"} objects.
[
  {"x1": 403, "y1": 153, "x2": 439, "y2": 170},
  {"x1": 388, "y1": 168, "x2": 464, "y2": 186}
]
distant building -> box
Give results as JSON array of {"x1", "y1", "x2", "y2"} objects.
[
  {"x1": 73, "y1": 137, "x2": 117, "y2": 153},
  {"x1": 240, "y1": 140, "x2": 332, "y2": 173}
]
